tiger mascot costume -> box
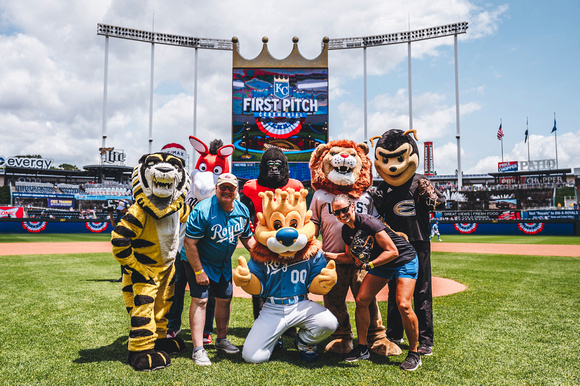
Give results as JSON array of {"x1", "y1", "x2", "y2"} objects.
[{"x1": 111, "y1": 152, "x2": 190, "y2": 371}]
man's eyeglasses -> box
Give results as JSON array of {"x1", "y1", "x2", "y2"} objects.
[
  {"x1": 218, "y1": 185, "x2": 237, "y2": 192},
  {"x1": 333, "y1": 204, "x2": 351, "y2": 217}
]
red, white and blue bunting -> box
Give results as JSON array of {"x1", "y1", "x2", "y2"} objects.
[
  {"x1": 454, "y1": 223, "x2": 478, "y2": 234},
  {"x1": 255, "y1": 118, "x2": 304, "y2": 139},
  {"x1": 517, "y1": 223, "x2": 544, "y2": 235},
  {"x1": 22, "y1": 221, "x2": 47, "y2": 233},
  {"x1": 85, "y1": 222, "x2": 109, "y2": 233}
]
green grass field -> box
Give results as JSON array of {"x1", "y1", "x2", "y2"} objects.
[
  {"x1": 0, "y1": 232, "x2": 579, "y2": 245},
  {"x1": 1, "y1": 235, "x2": 579, "y2": 384}
]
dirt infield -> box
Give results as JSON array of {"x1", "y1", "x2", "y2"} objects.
[{"x1": 4, "y1": 240, "x2": 578, "y2": 300}]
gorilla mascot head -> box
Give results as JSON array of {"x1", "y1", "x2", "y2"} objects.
[{"x1": 257, "y1": 147, "x2": 290, "y2": 189}]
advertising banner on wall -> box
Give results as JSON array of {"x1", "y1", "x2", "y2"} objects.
[
  {"x1": 0, "y1": 207, "x2": 24, "y2": 218},
  {"x1": 498, "y1": 161, "x2": 518, "y2": 173},
  {"x1": 47, "y1": 198, "x2": 75, "y2": 209}
]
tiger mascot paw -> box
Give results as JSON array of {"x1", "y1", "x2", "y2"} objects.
[
  {"x1": 128, "y1": 349, "x2": 171, "y2": 371},
  {"x1": 154, "y1": 336, "x2": 186, "y2": 355},
  {"x1": 324, "y1": 338, "x2": 354, "y2": 354}
]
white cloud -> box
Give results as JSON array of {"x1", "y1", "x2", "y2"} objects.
[{"x1": 0, "y1": 0, "x2": 515, "y2": 172}]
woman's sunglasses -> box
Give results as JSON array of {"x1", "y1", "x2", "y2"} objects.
[{"x1": 333, "y1": 203, "x2": 351, "y2": 217}]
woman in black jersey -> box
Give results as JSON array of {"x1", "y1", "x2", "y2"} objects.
[{"x1": 323, "y1": 194, "x2": 421, "y2": 371}]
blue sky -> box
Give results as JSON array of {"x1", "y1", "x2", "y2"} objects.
[{"x1": 0, "y1": 0, "x2": 578, "y2": 177}]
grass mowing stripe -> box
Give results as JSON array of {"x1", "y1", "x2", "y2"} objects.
[
  {"x1": 0, "y1": 250, "x2": 578, "y2": 384},
  {"x1": 1, "y1": 233, "x2": 579, "y2": 244}
]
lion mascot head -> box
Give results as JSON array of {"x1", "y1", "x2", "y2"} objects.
[
  {"x1": 251, "y1": 188, "x2": 319, "y2": 264},
  {"x1": 132, "y1": 152, "x2": 190, "y2": 219},
  {"x1": 309, "y1": 140, "x2": 373, "y2": 199}
]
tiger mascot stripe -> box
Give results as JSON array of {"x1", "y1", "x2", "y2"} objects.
[{"x1": 111, "y1": 152, "x2": 190, "y2": 371}]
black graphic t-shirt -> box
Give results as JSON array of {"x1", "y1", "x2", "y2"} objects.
[{"x1": 341, "y1": 213, "x2": 416, "y2": 268}]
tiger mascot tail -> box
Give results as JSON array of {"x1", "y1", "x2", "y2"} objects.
[{"x1": 111, "y1": 152, "x2": 190, "y2": 371}]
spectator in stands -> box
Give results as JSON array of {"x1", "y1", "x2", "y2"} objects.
[{"x1": 109, "y1": 200, "x2": 129, "y2": 282}]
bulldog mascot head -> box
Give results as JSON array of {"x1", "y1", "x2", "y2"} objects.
[
  {"x1": 310, "y1": 139, "x2": 372, "y2": 198},
  {"x1": 370, "y1": 129, "x2": 419, "y2": 187}
]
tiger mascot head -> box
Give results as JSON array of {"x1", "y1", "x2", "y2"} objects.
[
  {"x1": 309, "y1": 139, "x2": 373, "y2": 199},
  {"x1": 132, "y1": 152, "x2": 190, "y2": 219}
]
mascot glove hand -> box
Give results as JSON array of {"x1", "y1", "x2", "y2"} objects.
[
  {"x1": 233, "y1": 257, "x2": 252, "y2": 286},
  {"x1": 309, "y1": 260, "x2": 337, "y2": 295},
  {"x1": 233, "y1": 257, "x2": 261, "y2": 295},
  {"x1": 418, "y1": 179, "x2": 439, "y2": 208}
]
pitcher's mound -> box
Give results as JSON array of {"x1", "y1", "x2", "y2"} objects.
[{"x1": 233, "y1": 276, "x2": 466, "y2": 301}]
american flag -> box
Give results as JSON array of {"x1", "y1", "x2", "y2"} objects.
[{"x1": 497, "y1": 123, "x2": 504, "y2": 140}]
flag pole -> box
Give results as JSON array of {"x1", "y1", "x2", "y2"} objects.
[
  {"x1": 500, "y1": 118, "x2": 504, "y2": 162},
  {"x1": 553, "y1": 112, "x2": 558, "y2": 168},
  {"x1": 526, "y1": 117, "x2": 530, "y2": 163}
]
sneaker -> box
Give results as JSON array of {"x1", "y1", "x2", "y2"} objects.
[
  {"x1": 192, "y1": 348, "x2": 211, "y2": 366},
  {"x1": 215, "y1": 338, "x2": 240, "y2": 354},
  {"x1": 388, "y1": 337, "x2": 404, "y2": 344},
  {"x1": 273, "y1": 337, "x2": 283, "y2": 352},
  {"x1": 400, "y1": 351, "x2": 422, "y2": 371},
  {"x1": 203, "y1": 333, "x2": 212, "y2": 345},
  {"x1": 295, "y1": 337, "x2": 318, "y2": 362},
  {"x1": 418, "y1": 345, "x2": 433, "y2": 356},
  {"x1": 345, "y1": 344, "x2": 370, "y2": 362},
  {"x1": 167, "y1": 329, "x2": 181, "y2": 339}
]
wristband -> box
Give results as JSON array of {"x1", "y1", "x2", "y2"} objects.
[
  {"x1": 194, "y1": 269, "x2": 204, "y2": 275},
  {"x1": 368, "y1": 262, "x2": 374, "y2": 269}
]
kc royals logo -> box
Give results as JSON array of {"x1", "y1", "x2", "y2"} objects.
[{"x1": 273, "y1": 76, "x2": 290, "y2": 99}]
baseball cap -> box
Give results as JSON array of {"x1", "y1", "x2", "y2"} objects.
[
  {"x1": 216, "y1": 173, "x2": 238, "y2": 187},
  {"x1": 116, "y1": 200, "x2": 128, "y2": 210}
]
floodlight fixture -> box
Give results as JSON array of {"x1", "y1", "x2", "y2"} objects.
[
  {"x1": 97, "y1": 24, "x2": 233, "y2": 51},
  {"x1": 326, "y1": 22, "x2": 468, "y2": 50}
]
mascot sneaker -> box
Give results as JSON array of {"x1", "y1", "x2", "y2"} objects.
[
  {"x1": 345, "y1": 344, "x2": 370, "y2": 362},
  {"x1": 400, "y1": 351, "x2": 422, "y2": 371},
  {"x1": 295, "y1": 337, "x2": 318, "y2": 362},
  {"x1": 167, "y1": 329, "x2": 181, "y2": 339},
  {"x1": 192, "y1": 348, "x2": 211, "y2": 366}
]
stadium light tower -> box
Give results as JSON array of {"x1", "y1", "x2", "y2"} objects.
[
  {"x1": 327, "y1": 22, "x2": 468, "y2": 187},
  {"x1": 97, "y1": 24, "x2": 232, "y2": 154},
  {"x1": 97, "y1": 22, "x2": 468, "y2": 186}
]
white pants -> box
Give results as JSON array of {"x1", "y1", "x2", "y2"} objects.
[{"x1": 242, "y1": 299, "x2": 338, "y2": 363}]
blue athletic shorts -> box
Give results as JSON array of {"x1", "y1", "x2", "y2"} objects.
[
  {"x1": 183, "y1": 261, "x2": 233, "y2": 299},
  {"x1": 368, "y1": 255, "x2": 418, "y2": 280}
]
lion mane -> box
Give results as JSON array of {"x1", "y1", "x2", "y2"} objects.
[{"x1": 309, "y1": 139, "x2": 373, "y2": 199}]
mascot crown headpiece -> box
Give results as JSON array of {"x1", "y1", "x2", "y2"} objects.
[{"x1": 259, "y1": 188, "x2": 308, "y2": 218}]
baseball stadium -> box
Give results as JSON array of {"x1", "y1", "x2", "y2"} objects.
[{"x1": 1, "y1": 14, "x2": 579, "y2": 386}]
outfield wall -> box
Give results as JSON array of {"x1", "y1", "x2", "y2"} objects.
[
  {"x1": 438, "y1": 222, "x2": 576, "y2": 236},
  {"x1": 0, "y1": 218, "x2": 578, "y2": 236}
]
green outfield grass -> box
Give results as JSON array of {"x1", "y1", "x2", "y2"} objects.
[
  {"x1": 1, "y1": 247, "x2": 578, "y2": 384},
  {"x1": 0, "y1": 232, "x2": 578, "y2": 245},
  {"x1": 0, "y1": 233, "x2": 112, "y2": 243},
  {"x1": 434, "y1": 234, "x2": 580, "y2": 245}
]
